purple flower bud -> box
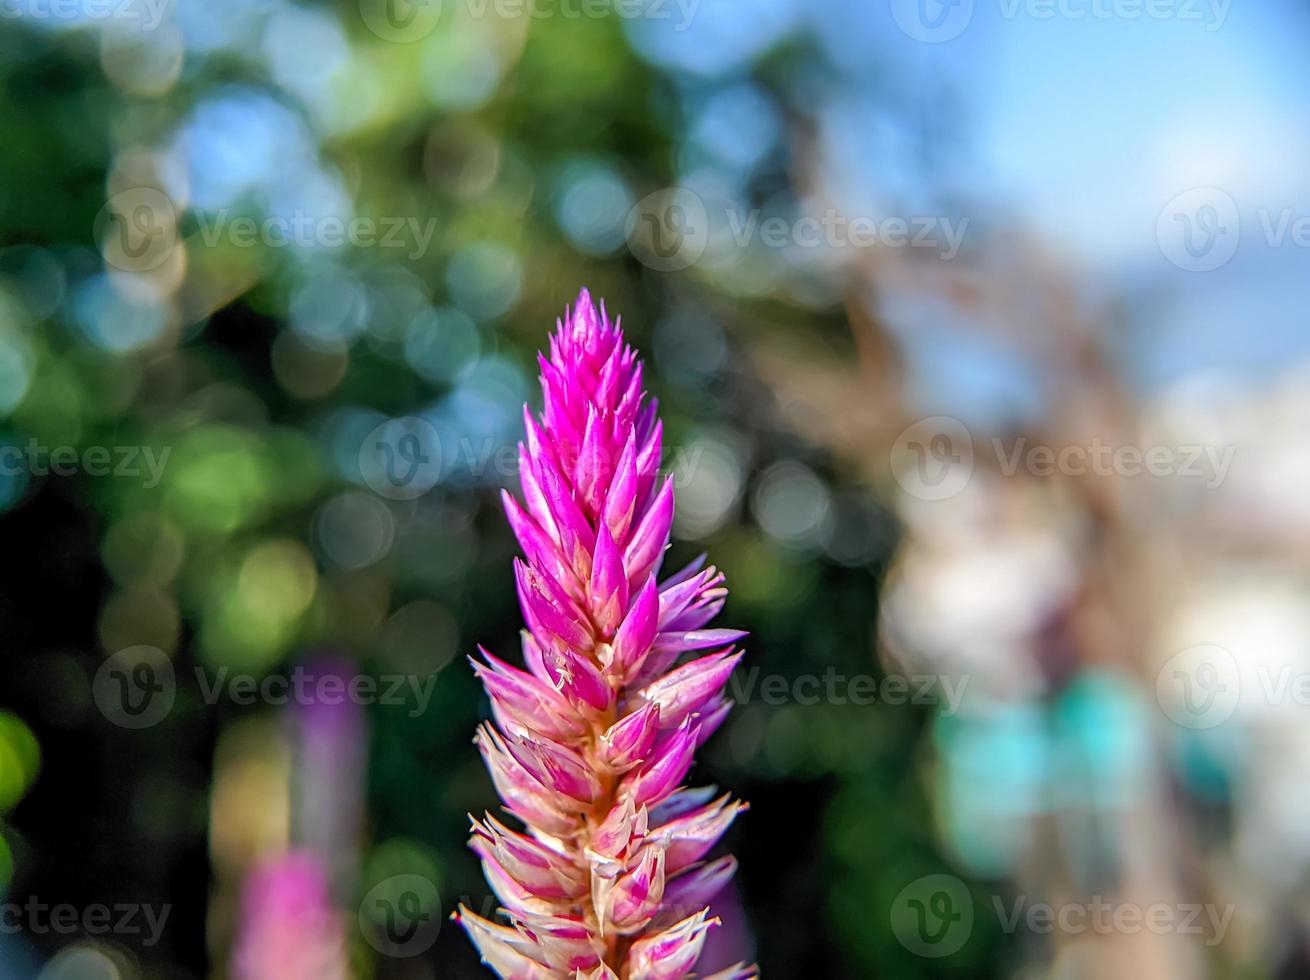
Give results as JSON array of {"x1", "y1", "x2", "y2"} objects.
[
  {"x1": 649, "y1": 794, "x2": 748, "y2": 872},
  {"x1": 463, "y1": 290, "x2": 751, "y2": 977},
  {"x1": 661, "y1": 856, "x2": 738, "y2": 921}
]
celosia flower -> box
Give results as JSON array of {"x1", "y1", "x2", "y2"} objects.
[{"x1": 457, "y1": 290, "x2": 756, "y2": 979}]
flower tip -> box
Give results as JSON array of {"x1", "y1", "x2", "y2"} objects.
[{"x1": 570, "y1": 287, "x2": 603, "y2": 336}]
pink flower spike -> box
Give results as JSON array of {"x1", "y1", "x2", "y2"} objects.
[{"x1": 466, "y1": 290, "x2": 752, "y2": 976}]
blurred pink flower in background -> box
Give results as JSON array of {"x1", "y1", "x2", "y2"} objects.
[{"x1": 232, "y1": 851, "x2": 347, "y2": 980}]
